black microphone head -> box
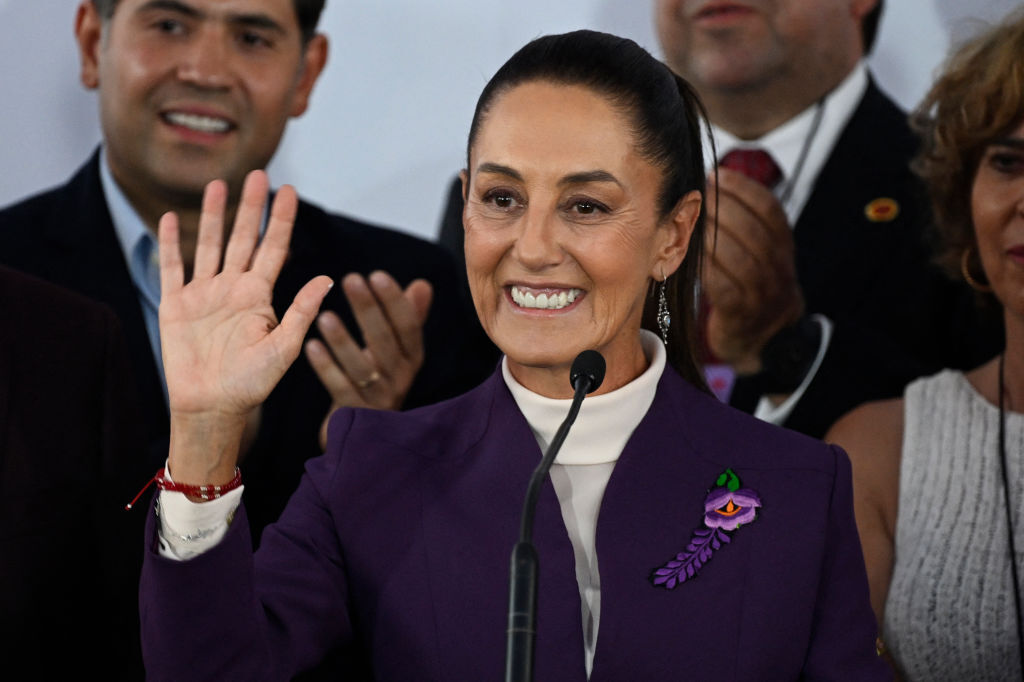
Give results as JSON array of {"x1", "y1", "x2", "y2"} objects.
[{"x1": 570, "y1": 350, "x2": 606, "y2": 394}]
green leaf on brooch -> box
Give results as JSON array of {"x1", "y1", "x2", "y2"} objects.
[{"x1": 717, "y1": 468, "x2": 740, "y2": 492}]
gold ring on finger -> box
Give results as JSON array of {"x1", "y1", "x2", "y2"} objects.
[{"x1": 355, "y1": 371, "x2": 381, "y2": 390}]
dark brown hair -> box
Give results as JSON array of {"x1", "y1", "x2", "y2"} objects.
[{"x1": 466, "y1": 30, "x2": 713, "y2": 390}]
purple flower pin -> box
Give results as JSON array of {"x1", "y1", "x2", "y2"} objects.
[{"x1": 651, "y1": 468, "x2": 761, "y2": 590}]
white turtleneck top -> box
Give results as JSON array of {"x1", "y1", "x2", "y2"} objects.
[{"x1": 502, "y1": 330, "x2": 665, "y2": 676}]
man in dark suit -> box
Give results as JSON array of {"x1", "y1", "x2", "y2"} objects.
[
  {"x1": 0, "y1": 0, "x2": 496, "y2": 536},
  {"x1": 0, "y1": 266, "x2": 149, "y2": 679},
  {"x1": 648, "y1": 0, "x2": 1000, "y2": 437},
  {"x1": 1, "y1": 4, "x2": 495, "y2": 676},
  {"x1": 0, "y1": 20, "x2": 502, "y2": 675},
  {"x1": 0, "y1": 3, "x2": 495, "y2": 675}
]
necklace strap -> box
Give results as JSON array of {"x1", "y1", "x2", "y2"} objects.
[{"x1": 777, "y1": 97, "x2": 826, "y2": 207}]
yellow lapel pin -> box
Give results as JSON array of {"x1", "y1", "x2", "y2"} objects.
[{"x1": 864, "y1": 197, "x2": 900, "y2": 222}]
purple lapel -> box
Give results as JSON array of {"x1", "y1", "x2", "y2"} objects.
[
  {"x1": 589, "y1": 370, "x2": 757, "y2": 679},
  {"x1": 420, "y1": 371, "x2": 588, "y2": 679}
]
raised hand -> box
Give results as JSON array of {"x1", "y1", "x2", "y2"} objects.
[
  {"x1": 304, "y1": 272, "x2": 431, "y2": 449},
  {"x1": 703, "y1": 168, "x2": 804, "y2": 375},
  {"x1": 159, "y1": 171, "x2": 333, "y2": 484}
]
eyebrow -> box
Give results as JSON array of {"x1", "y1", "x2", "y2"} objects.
[
  {"x1": 475, "y1": 163, "x2": 523, "y2": 182},
  {"x1": 135, "y1": 0, "x2": 288, "y2": 35},
  {"x1": 475, "y1": 163, "x2": 623, "y2": 188},
  {"x1": 560, "y1": 170, "x2": 622, "y2": 188},
  {"x1": 991, "y1": 137, "x2": 1024, "y2": 150}
]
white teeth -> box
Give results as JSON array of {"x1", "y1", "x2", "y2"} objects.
[
  {"x1": 165, "y1": 112, "x2": 230, "y2": 133},
  {"x1": 511, "y1": 286, "x2": 582, "y2": 310}
]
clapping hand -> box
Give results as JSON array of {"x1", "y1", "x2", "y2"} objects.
[
  {"x1": 703, "y1": 168, "x2": 804, "y2": 375},
  {"x1": 159, "y1": 171, "x2": 333, "y2": 485},
  {"x1": 304, "y1": 272, "x2": 431, "y2": 449}
]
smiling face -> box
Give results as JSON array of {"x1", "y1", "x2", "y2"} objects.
[
  {"x1": 463, "y1": 81, "x2": 700, "y2": 397},
  {"x1": 76, "y1": 0, "x2": 326, "y2": 213},
  {"x1": 972, "y1": 119, "x2": 1024, "y2": 320}
]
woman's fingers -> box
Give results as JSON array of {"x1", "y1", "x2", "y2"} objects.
[
  {"x1": 252, "y1": 184, "x2": 298, "y2": 285},
  {"x1": 186, "y1": 172, "x2": 298, "y2": 286},
  {"x1": 223, "y1": 170, "x2": 269, "y2": 273},
  {"x1": 191, "y1": 179, "x2": 228, "y2": 280},
  {"x1": 158, "y1": 211, "x2": 184, "y2": 298},
  {"x1": 276, "y1": 275, "x2": 335, "y2": 362}
]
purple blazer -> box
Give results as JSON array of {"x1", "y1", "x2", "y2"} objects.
[{"x1": 140, "y1": 367, "x2": 890, "y2": 680}]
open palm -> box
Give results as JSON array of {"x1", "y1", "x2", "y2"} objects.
[{"x1": 159, "y1": 171, "x2": 332, "y2": 430}]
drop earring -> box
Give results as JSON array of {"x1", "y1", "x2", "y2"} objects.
[{"x1": 657, "y1": 270, "x2": 670, "y2": 346}]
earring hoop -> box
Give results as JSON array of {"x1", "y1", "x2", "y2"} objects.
[
  {"x1": 656, "y1": 269, "x2": 671, "y2": 346},
  {"x1": 961, "y1": 246, "x2": 993, "y2": 293}
]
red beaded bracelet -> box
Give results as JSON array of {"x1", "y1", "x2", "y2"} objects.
[{"x1": 124, "y1": 467, "x2": 242, "y2": 510}]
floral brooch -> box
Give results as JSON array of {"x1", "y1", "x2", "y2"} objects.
[{"x1": 651, "y1": 468, "x2": 761, "y2": 590}]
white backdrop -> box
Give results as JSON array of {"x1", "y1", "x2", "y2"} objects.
[{"x1": 0, "y1": 0, "x2": 1019, "y2": 240}]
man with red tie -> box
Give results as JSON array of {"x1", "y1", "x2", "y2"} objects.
[{"x1": 654, "y1": 0, "x2": 1001, "y2": 437}]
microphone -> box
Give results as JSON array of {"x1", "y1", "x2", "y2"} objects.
[
  {"x1": 505, "y1": 350, "x2": 606, "y2": 682},
  {"x1": 569, "y1": 349, "x2": 606, "y2": 395}
]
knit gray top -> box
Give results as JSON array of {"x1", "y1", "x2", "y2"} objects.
[{"x1": 885, "y1": 370, "x2": 1024, "y2": 680}]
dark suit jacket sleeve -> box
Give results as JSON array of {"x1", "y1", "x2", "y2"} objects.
[
  {"x1": 139, "y1": 410, "x2": 372, "y2": 682},
  {"x1": 802, "y1": 445, "x2": 889, "y2": 680}
]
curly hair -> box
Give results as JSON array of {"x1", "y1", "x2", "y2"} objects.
[{"x1": 910, "y1": 9, "x2": 1024, "y2": 282}]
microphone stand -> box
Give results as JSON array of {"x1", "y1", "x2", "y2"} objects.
[{"x1": 504, "y1": 351, "x2": 604, "y2": 682}]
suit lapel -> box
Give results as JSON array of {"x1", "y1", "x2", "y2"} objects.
[
  {"x1": 420, "y1": 372, "x2": 587, "y2": 680},
  {"x1": 0, "y1": 306, "x2": 10, "y2": 473},
  {"x1": 43, "y1": 153, "x2": 169, "y2": 459},
  {"x1": 422, "y1": 370, "x2": 761, "y2": 679},
  {"x1": 590, "y1": 372, "x2": 753, "y2": 680},
  {"x1": 794, "y1": 81, "x2": 917, "y2": 316}
]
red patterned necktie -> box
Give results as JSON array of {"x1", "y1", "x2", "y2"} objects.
[{"x1": 719, "y1": 148, "x2": 783, "y2": 188}]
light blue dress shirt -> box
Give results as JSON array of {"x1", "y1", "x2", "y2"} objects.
[
  {"x1": 99, "y1": 149, "x2": 167, "y2": 407},
  {"x1": 98, "y1": 151, "x2": 271, "y2": 411}
]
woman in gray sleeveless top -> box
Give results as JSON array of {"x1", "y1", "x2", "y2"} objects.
[{"x1": 827, "y1": 9, "x2": 1024, "y2": 680}]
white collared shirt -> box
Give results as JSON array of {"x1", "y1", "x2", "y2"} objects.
[
  {"x1": 100, "y1": 149, "x2": 167, "y2": 406},
  {"x1": 706, "y1": 61, "x2": 869, "y2": 225}
]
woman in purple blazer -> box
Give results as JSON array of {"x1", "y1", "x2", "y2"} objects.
[{"x1": 140, "y1": 30, "x2": 890, "y2": 681}]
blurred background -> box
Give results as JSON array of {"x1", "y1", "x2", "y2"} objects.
[{"x1": 0, "y1": 0, "x2": 1018, "y2": 240}]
